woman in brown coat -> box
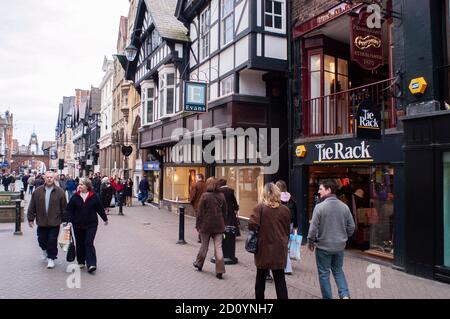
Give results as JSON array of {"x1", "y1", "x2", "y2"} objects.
[
  {"x1": 248, "y1": 183, "x2": 291, "y2": 299},
  {"x1": 193, "y1": 177, "x2": 227, "y2": 279}
]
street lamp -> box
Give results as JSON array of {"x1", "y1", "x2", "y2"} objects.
[{"x1": 124, "y1": 43, "x2": 139, "y2": 62}]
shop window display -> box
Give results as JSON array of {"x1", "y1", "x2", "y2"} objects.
[
  {"x1": 164, "y1": 167, "x2": 206, "y2": 202},
  {"x1": 216, "y1": 166, "x2": 264, "y2": 219},
  {"x1": 309, "y1": 165, "x2": 395, "y2": 258}
]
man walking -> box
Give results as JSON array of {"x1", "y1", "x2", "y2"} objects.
[
  {"x1": 22, "y1": 173, "x2": 30, "y2": 194},
  {"x1": 307, "y1": 179, "x2": 355, "y2": 299},
  {"x1": 189, "y1": 173, "x2": 206, "y2": 243},
  {"x1": 27, "y1": 171, "x2": 67, "y2": 269},
  {"x1": 138, "y1": 175, "x2": 150, "y2": 206}
]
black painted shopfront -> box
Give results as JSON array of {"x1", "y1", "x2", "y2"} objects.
[{"x1": 293, "y1": 133, "x2": 405, "y2": 265}]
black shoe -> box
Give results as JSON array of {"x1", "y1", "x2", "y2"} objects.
[
  {"x1": 88, "y1": 266, "x2": 97, "y2": 273},
  {"x1": 266, "y1": 274, "x2": 273, "y2": 282},
  {"x1": 193, "y1": 263, "x2": 202, "y2": 272},
  {"x1": 216, "y1": 273, "x2": 223, "y2": 280}
]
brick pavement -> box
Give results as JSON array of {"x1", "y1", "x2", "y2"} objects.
[{"x1": 1, "y1": 194, "x2": 450, "y2": 299}]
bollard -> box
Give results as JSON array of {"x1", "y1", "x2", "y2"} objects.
[
  {"x1": 177, "y1": 205, "x2": 186, "y2": 245},
  {"x1": 14, "y1": 200, "x2": 22, "y2": 236},
  {"x1": 118, "y1": 192, "x2": 124, "y2": 216}
]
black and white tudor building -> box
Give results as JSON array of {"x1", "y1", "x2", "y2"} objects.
[{"x1": 127, "y1": 0, "x2": 289, "y2": 219}]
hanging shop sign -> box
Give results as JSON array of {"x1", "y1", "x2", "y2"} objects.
[
  {"x1": 350, "y1": 9, "x2": 383, "y2": 71},
  {"x1": 143, "y1": 161, "x2": 160, "y2": 171},
  {"x1": 184, "y1": 82, "x2": 207, "y2": 113},
  {"x1": 121, "y1": 145, "x2": 133, "y2": 157},
  {"x1": 357, "y1": 98, "x2": 382, "y2": 140}
]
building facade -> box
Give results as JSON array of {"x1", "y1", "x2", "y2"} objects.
[
  {"x1": 99, "y1": 58, "x2": 115, "y2": 177},
  {"x1": 56, "y1": 96, "x2": 76, "y2": 176}
]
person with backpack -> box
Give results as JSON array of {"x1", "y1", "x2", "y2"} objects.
[{"x1": 276, "y1": 180, "x2": 299, "y2": 276}]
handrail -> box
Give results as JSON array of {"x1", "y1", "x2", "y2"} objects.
[{"x1": 305, "y1": 78, "x2": 396, "y2": 102}]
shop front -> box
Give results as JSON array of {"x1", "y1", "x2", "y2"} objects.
[
  {"x1": 143, "y1": 161, "x2": 161, "y2": 206},
  {"x1": 294, "y1": 133, "x2": 404, "y2": 262}
]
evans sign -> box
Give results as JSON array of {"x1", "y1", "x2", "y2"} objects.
[{"x1": 315, "y1": 141, "x2": 373, "y2": 164}]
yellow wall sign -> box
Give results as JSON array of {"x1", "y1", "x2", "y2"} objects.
[
  {"x1": 296, "y1": 145, "x2": 307, "y2": 158},
  {"x1": 409, "y1": 77, "x2": 428, "y2": 96}
]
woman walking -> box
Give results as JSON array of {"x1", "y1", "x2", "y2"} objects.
[
  {"x1": 100, "y1": 177, "x2": 113, "y2": 213},
  {"x1": 124, "y1": 178, "x2": 133, "y2": 207},
  {"x1": 248, "y1": 183, "x2": 291, "y2": 299},
  {"x1": 65, "y1": 178, "x2": 109, "y2": 273},
  {"x1": 276, "y1": 180, "x2": 299, "y2": 275},
  {"x1": 193, "y1": 177, "x2": 227, "y2": 279}
]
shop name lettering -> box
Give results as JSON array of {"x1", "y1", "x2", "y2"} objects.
[
  {"x1": 359, "y1": 109, "x2": 379, "y2": 129},
  {"x1": 316, "y1": 142, "x2": 372, "y2": 162}
]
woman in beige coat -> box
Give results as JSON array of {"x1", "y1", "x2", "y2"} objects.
[{"x1": 248, "y1": 183, "x2": 291, "y2": 299}]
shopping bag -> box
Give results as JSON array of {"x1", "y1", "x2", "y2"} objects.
[
  {"x1": 58, "y1": 223, "x2": 71, "y2": 248},
  {"x1": 289, "y1": 233, "x2": 302, "y2": 261},
  {"x1": 66, "y1": 229, "x2": 76, "y2": 262}
]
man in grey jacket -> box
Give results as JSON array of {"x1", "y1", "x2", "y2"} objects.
[{"x1": 307, "y1": 179, "x2": 355, "y2": 299}]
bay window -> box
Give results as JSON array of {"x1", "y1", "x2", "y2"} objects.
[
  {"x1": 158, "y1": 67, "x2": 176, "y2": 118},
  {"x1": 141, "y1": 81, "x2": 155, "y2": 124},
  {"x1": 220, "y1": 74, "x2": 234, "y2": 96},
  {"x1": 222, "y1": 0, "x2": 234, "y2": 46}
]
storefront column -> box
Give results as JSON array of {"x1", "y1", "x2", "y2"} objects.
[
  {"x1": 393, "y1": 163, "x2": 406, "y2": 270},
  {"x1": 293, "y1": 164, "x2": 309, "y2": 241}
]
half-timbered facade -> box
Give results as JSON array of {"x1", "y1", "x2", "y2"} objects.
[{"x1": 126, "y1": 0, "x2": 290, "y2": 217}]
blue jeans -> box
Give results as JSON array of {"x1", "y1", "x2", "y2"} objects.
[{"x1": 315, "y1": 248, "x2": 350, "y2": 299}]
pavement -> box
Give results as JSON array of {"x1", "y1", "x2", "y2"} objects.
[{"x1": 1, "y1": 192, "x2": 450, "y2": 299}]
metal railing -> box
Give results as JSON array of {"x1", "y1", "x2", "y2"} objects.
[{"x1": 303, "y1": 78, "x2": 397, "y2": 137}]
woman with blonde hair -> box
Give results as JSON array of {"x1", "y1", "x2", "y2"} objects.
[
  {"x1": 193, "y1": 177, "x2": 227, "y2": 279},
  {"x1": 248, "y1": 182, "x2": 291, "y2": 299}
]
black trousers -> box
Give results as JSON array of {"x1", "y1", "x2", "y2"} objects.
[
  {"x1": 23, "y1": 183, "x2": 28, "y2": 192},
  {"x1": 37, "y1": 226, "x2": 60, "y2": 260},
  {"x1": 73, "y1": 225, "x2": 98, "y2": 267},
  {"x1": 255, "y1": 269, "x2": 288, "y2": 299}
]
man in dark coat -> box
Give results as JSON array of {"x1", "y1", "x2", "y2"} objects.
[
  {"x1": 138, "y1": 175, "x2": 150, "y2": 206},
  {"x1": 27, "y1": 171, "x2": 67, "y2": 269},
  {"x1": 189, "y1": 174, "x2": 206, "y2": 243},
  {"x1": 21, "y1": 173, "x2": 30, "y2": 193},
  {"x1": 217, "y1": 179, "x2": 240, "y2": 236}
]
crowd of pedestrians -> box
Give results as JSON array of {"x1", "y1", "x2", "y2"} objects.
[{"x1": 18, "y1": 168, "x2": 355, "y2": 299}]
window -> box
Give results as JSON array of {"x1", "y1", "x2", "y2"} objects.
[
  {"x1": 158, "y1": 68, "x2": 176, "y2": 118},
  {"x1": 222, "y1": 0, "x2": 234, "y2": 46},
  {"x1": 164, "y1": 166, "x2": 206, "y2": 201},
  {"x1": 265, "y1": 0, "x2": 284, "y2": 32},
  {"x1": 141, "y1": 82, "x2": 155, "y2": 124},
  {"x1": 200, "y1": 8, "x2": 210, "y2": 60},
  {"x1": 220, "y1": 74, "x2": 234, "y2": 96}
]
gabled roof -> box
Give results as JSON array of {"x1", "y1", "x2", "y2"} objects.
[
  {"x1": 143, "y1": 0, "x2": 189, "y2": 42},
  {"x1": 89, "y1": 87, "x2": 101, "y2": 114}
]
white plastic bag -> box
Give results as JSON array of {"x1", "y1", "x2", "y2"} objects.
[
  {"x1": 289, "y1": 230, "x2": 302, "y2": 261},
  {"x1": 58, "y1": 223, "x2": 71, "y2": 248}
]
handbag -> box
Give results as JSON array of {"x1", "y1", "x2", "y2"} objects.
[
  {"x1": 245, "y1": 206, "x2": 263, "y2": 254},
  {"x1": 66, "y1": 227, "x2": 76, "y2": 262}
]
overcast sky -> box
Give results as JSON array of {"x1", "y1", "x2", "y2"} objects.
[{"x1": 0, "y1": 0, "x2": 130, "y2": 146}]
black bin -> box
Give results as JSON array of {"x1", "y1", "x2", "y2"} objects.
[{"x1": 211, "y1": 226, "x2": 239, "y2": 265}]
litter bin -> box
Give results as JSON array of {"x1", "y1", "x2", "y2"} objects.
[{"x1": 211, "y1": 226, "x2": 238, "y2": 265}]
